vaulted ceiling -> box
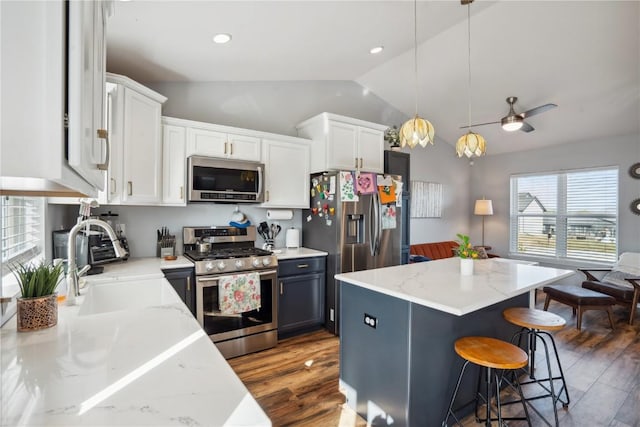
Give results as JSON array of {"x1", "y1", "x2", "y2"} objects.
[{"x1": 107, "y1": 1, "x2": 640, "y2": 155}]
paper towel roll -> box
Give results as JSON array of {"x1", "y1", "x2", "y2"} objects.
[{"x1": 266, "y1": 209, "x2": 293, "y2": 220}]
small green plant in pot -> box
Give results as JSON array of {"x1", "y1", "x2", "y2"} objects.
[{"x1": 11, "y1": 261, "x2": 64, "y2": 331}]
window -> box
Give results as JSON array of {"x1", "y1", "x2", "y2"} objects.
[
  {"x1": 1, "y1": 196, "x2": 44, "y2": 277},
  {"x1": 510, "y1": 167, "x2": 618, "y2": 263}
]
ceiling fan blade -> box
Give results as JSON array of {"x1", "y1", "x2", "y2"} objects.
[
  {"x1": 520, "y1": 121, "x2": 535, "y2": 133},
  {"x1": 459, "y1": 120, "x2": 500, "y2": 129},
  {"x1": 521, "y1": 103, "x2": 557, "y2": 118}
]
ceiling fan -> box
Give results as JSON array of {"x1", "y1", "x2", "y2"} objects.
[{"x1": 461, "y1": 96, "x2": 557, "y2": 133}]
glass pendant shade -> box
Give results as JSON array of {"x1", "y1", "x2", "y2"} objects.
[
  {"x1": 400, "y1": 115, "x2": 435, "y2": 148},
  {"x1": 456, "y1": 131, "x2": 486, "y2": 158}
]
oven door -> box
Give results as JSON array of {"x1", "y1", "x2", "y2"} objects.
[{"x1": 195, "y1": 269, "x2": 277, "y2": 342}]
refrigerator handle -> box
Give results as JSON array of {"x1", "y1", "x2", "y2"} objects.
[
  {"x1": 372, "y1": 191, "x2": 381, "y2": 256},
  {"x1": 368, "y1": 193, "x2": 376, "y2": 256}
]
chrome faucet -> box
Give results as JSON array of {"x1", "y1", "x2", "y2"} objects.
[{"x1": 66, "y1": 218, "x2": 128, "y2": 305}]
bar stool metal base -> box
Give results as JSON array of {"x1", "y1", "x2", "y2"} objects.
[
  {"x1": 442, "y1": 336, "x2": 532, "y2": 427},
  {"x1": 507, "y1": 327, "x2": 570, "y2": 427}
]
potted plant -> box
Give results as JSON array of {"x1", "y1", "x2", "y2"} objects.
[
  {"x1": 11, "y1": 261, "x2": 64, "y2": 331},
  {"x1": 455, "y1": 234, "x2": 479, "y2": 275},
  {"x1": 384, "y1": 126, "x2": 401, "y2": 151}
]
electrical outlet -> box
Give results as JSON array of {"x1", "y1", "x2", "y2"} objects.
[{"x1": 363, "y1": 313, "x2": 377, "y2": 329}]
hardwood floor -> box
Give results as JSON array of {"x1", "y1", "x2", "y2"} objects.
[{"x1": 229, "y1": 294, "x2": 639, "y2": 426}]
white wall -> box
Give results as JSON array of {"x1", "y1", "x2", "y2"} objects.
[
  {"x1": 469, "y1": 133, "x2": 640, "y2": 263},
  {"x1": 146, "y1": 80, "x2": 408, "y2": 138},
  {"x1": 399, "y1": 141, "x2": 472, "y2": 245}
]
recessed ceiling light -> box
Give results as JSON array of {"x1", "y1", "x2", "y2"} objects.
[
  {"x1": 370, "y1": 46, "x2": 384, "y2": 54},
  {"x1": 213, "y1": 33, "x2": 232, "y2": 44}
]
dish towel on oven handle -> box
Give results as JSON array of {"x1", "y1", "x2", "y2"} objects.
[{"x1": 218, "y1": 272, "x2": 262, "y2": 315}]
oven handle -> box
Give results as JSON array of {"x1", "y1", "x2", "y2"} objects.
[{"x1": 196, "y1": 269, "x2": 277, "y2": 283}]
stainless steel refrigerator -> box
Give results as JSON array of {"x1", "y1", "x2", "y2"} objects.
[{"x1": 302, "y1": 171, "x2": 403, "y2": 335}]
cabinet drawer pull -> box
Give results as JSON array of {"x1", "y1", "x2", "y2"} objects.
[
  {"x1": 96, "y1": 128, "x2": 110, "y2": 171},
  {"x1": 127, "y1": 181, "x2": 132, "y2": 196},
  {"x1": 280, "y1": 281, "x2": 283, "y2": 295},
  {"x1": 186, "y1": 276, "x2": 191, "y2": 292},
  {"x1": 297, "y1": 264, "x2": 309, "y2": 269}
]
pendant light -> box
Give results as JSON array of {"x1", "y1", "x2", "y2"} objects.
[
  {"x1": 399, "y1": 0, "x2": 435, "y2": 148},
  {"x1": 456, "y1": 0, "x2": 486, "y2": 158}
]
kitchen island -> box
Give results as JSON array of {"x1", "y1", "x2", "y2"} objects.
[
  {"x1": 336, "y1": 257, "x2": 574, "y2": 426},
  {"x1": 0, "y1": 257, "x2": 270, "y2": 426}
]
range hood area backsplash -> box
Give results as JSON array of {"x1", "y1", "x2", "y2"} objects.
[{"x1": 51, "y1": 204, "x2": 300, "y2": 258}]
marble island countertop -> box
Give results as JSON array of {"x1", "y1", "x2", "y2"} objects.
[
  {"x1": 1, "y1": 260, "x2": 270, "y2": 426},
  {"x1": 335, "y1": 257, "x2": 575, "y2": 316}
]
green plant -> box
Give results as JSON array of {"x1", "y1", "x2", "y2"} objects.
[
  {"x1": 454, "y1": 234, "x2": 479, "y2": 259},
  {"x1": 11, "y1": 261, "x2": 64, "y2": 298}
]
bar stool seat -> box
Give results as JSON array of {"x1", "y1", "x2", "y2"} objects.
[
  {"x1": 503, "y1": 307, "x2": 570, "y2": 427},
  {"x1": 442, "y1": 336, "x2": 531, "y2": 427}
]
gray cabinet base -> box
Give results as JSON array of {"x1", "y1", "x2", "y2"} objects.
[{"x1": 339, "y1": 282, "x2": 526, "y2": 426}]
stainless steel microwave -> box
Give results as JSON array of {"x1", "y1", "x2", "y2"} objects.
[{"x1": 187, "y1": 156, "x2": 264, "y2": 203}]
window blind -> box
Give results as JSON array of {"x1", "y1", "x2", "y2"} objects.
[
  {"x1": 1, "y1": 196, "x2": 44, "y2": 274},
  {"x1": 510, "y1": 167, "x2": 618, "y2": 263}
]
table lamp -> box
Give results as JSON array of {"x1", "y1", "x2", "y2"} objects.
[{"x1": 474, "y1": 199, "x2": 493, "y2": 248}]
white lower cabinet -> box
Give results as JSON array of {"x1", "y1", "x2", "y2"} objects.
[
  {"x1": 162, "y1": 123, "x2": 187, "y2": 206},
  {"x1": 261, "y1": 138, "x2": 310, "y2": 208}
]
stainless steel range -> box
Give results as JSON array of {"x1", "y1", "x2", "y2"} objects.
[{"x1": 183, "y1": 226, "x2": 278, "y2": 359}]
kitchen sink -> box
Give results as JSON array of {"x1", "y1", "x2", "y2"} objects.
[{"x1": 78, "y1": 278, "x2": 180, "y2": 316}]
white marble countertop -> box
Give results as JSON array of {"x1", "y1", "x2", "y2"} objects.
[
  {"x1": 335, "y1": 257, "x2": 574, "y2": 316},
  {"x1": 83, "y1": 256, "x2": 194, "y2": 285},
  {"x1": 1, "y1": 264, "x2": 270, "y2": 426},
  {"x1": 272, "y1": 247, "x2": 328, "y2": 260}
]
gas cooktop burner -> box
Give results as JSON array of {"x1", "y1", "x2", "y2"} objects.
[{"x1": 185, "y1": 247, "x2": 272, "y2": 261}]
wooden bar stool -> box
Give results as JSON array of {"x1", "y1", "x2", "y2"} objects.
[
  {"x1": 503, "y1": 307, "x2": 570, "y2": 427},
  {"x1": 442, "y1": 336, "x2": 531, "y2": 427}
]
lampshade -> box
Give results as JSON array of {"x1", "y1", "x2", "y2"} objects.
[
  {"x1": 400, "y1": 115, "x2": 435, "y2": 148},
  {"x1": 474, "y1": 199, "x2": 493, "y2": 216},
  {"x1": 456, "y1": 0, "x2": 485, "y2": 158},
  {"x1": 456, "y1": 131, "x2": 486, "y2": 158},
  {"x1": 399, "y1": 0, "x2": 435, "y2": 149},
  {"x1": 501, "y1": 115, "x2": 523, "y2": 131}
]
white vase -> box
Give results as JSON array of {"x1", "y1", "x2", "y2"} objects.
[{"x1": 460, "y1": 258, "x2": 474, "y2": 276}]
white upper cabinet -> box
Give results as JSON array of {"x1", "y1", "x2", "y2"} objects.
[
  {"x1": 0, "y1": 1, "x2": 111, "y2": 196},
  {"x1": 296, "y1": 113, "x2": 386, "y2": 174},
  {"x1": 104, "y1": 73, "x2": 167, "y2": 205},
  {"x1": 187, "y1": 127, "x2": 261, "y2": 162},
  {"x1": 67, "y1": 0, "x2": 109, "y2": 190},
  {"x1": 261, "y1": 138, "x2": 311, "y2": 208},
  {"x1": 162, "y1": 121, "x2": 187, "y2": 206}
]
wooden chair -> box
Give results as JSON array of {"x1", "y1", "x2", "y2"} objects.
[{"x1": 579, "y1": 252, "x2": 640, "y2": 325}]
